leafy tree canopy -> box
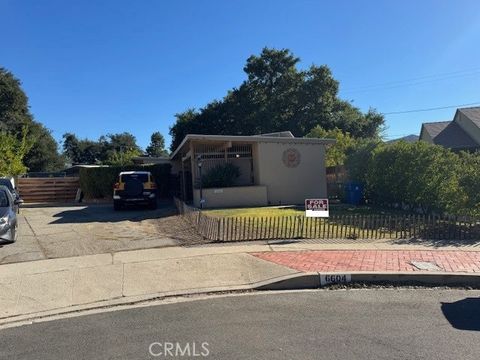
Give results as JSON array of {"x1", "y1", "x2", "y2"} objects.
[
  {"x1": 0, "y1": 67, "x2": 63, "y2": 172},
  {"x1": 146, "y1": 131, "x2": 168, "y2": 157},
  {"x1": 306, "y1": 126, "x2": 355, "y2": 167},
  {"x1": 62, "y1": 132, "x2": 142, "y2": 166},
  {"x1": 0, "y1": 126, "x2": 33, "y2": 176},
  {"x1": 169, "y1": 48, "x2": 384, "y2": 151}
]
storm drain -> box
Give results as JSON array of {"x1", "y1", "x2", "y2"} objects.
[{"x1": 410, "y1": 260, "x2": 443, "y2": 271}]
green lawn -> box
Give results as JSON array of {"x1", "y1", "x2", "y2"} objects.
[
  {"x1": 204, "y1": 204, "x2": 407, "y2": 218},
  {"x1": 199, "y1": 204, "x2": 473, "y2": 241}
]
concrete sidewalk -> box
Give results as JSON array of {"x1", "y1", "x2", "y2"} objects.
[{"x1": 1, "y1": 243, "x2": 480, "y2": 324}]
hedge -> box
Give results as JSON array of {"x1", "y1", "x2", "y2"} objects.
[
  {"x1": 79, "y1": 164, "x2": 172, "y2": 199},
  {"x1": 345, "y1": 140, "x2": 480, "y2": 216}
]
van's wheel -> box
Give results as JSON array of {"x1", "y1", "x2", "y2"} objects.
[{"x1": 114, "y1": 201, "x2": 123, "y2": 211}]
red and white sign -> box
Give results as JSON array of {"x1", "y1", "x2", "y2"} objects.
[{"x1": 305, "y1": 199, "x2": 329, "y2": 218}]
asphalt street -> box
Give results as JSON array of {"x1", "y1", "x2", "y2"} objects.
[{"x1": 0, "y1": 289, "x2": 479, "y2": 360}]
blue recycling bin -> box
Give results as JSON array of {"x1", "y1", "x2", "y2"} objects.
[{"x1": 345, "y1": 182, "x2": 364, "y2": 205}]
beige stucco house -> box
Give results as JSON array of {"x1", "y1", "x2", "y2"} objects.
[
  {"x1": 419, "y1": 107, "x2": 480, "y2": 151},
  {"x1": 170, "y1": 131, "x2": 334, "y2": 208}
]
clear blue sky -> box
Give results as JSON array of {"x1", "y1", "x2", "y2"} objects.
[{"x1": 1, "y1": 0, "x2": 480, "y2": 150}]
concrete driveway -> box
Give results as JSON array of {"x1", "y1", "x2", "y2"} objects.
[{"x1": 0, "y1": 201, "x2": 202, "y2": 264}]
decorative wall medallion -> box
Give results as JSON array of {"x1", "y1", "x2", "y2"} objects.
[{"x1": 282, "y1": 148, "x2": 301, "y2": 168}]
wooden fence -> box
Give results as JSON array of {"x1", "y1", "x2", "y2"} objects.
[
  {"x1": 17, "y1": 177, "x2": 80, "y2": 203},
  {"x1": 173, "y1": 198, "x2": 480, "y2": 242}
]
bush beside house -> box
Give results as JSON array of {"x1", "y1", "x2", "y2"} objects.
[
  {"x1": 345, "y1": 140, "x2": 480, "y2": 216},
  {"x1": 201, "y1": 163, "x2": 240, "y2": 188}
]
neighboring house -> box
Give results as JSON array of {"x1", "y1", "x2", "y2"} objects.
[
  {"x1": 419, "y1": 107, "x2": 480, "y2": 151},
  {"x1": 132, "y1": 156, "x2": 170, "y2": 165},
  {"x1": 387, "y1": 134, "x2": 419, "y2": 144},
  {"x1": 170, "y1": 131, "x2": 335, "y2": 208},
  {"x1": 64, "y1": 164, "x2": 108, "y2": 176}
]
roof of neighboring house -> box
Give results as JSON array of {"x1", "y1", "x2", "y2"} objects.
[
  {"x1": 119, "y1": 171, "x2": 151, "y2": 175},
  {"x1": 132, "y1": 156, "x2": 170, "y2": 165},
  {"x1": 65, "y1": 164, "x2": 109, "y2": 169},
  {"x1": 459, "y1": 106, "x2": 480, "y2": 127},
  {"x1": 255, "y1": 131, "x2": 295, "y2": 138},
  {"x1": 419, "y1": 106, "x2": 480, "y2": 150},
  {"x1": 171, "y1": 133, "x2": 335, "y2": 160},
  {"x1": 421, "y1": 121, "x2": 451, "y2": 139},
  {"x1": 386, "y1": 134, "x2": 419, "y2": 144},
  {"x1": 421, "y1": 120, "x2": 478, "y2": 150}
]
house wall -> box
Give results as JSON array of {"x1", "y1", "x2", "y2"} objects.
[
  {"x1": 193, "y1": 185, "x2": 268, "y2": 208},
  {"x1": 256, "y1": 142, "x2": 327, "y2": 205},
  {"x1": 456, "y1": 112, "x2": 480, "y2": 145}
]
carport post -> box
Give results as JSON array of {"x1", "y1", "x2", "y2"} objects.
[
  {"x1": 197, "y1": 155, "x2": 203, "y2": 209},
  {"x1": 181, "y1": 159, "x2": 186, "y2": 200}
]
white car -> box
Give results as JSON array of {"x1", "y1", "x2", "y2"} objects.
[{"x1": 0, "y1": 185, "x2": 21, "y2": 242}]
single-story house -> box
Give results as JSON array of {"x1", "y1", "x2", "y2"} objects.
[
  {"x1": 419, "y1": 106, "x2": 480, "y2": 152},
  {"x1": 170, "y1": 131, "x2": 335, "y2": 208}
]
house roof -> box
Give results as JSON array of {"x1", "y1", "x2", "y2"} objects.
[
  {"x1": 119, "y1": 171, "x2": 151, "y2": 175},
  {"x1": 386, "y1": 134, "x2": 419, "y2": 144},
  {"x1": 170, "y1": 133, "x2": 335, "y2": 160},
  {"x1": 254, "y1": 131, "x2": 295, "y2": 138},
  {"x1": 459, "y1": 106, "x2": 480, "y2": 128},
  {"x1": 421, "y1": 120, "x2": 478, "y2": 150},
  {"x1": 421, "y1": 121, "x2": 451, "y2": 139},
  {"x1": 420, "y1": 106, "x2": 480, "y2": 150}
]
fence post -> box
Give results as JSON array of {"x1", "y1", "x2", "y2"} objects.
[{"x1": 298, "y1": 216, "x2": 304, "y2": 239}]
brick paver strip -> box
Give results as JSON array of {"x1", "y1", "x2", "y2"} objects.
[{"x1": 251, "y1": 250, "x2": 480, "y2": 273}]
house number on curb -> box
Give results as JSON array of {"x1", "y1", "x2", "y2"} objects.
[{"x1": 320, "y1": 274, "x2": 352, "y2": 286}]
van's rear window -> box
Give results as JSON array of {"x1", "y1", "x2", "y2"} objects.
[{"x1": 121, "y1": 174, "x2": 148, "y2": 182}]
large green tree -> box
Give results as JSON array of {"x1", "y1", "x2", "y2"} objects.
[
  {"x1": 0, "y1": 67, "x2": 63, "y2": 172},
  {"x1": 62, "y1": 131, "x2": 142, "y2": 165},
  {"x1": 169, "y1": 48, "x2": 384, "y2": 151},
  {"x1": 146, "y1": 131, "x2": 168, "y2": 157},
  {"x1": 62, "y1": 133, "x2": 103, "y2": 164}
]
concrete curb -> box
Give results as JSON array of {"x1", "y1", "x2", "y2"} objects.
[
  {"x1": 2, "y1": 271, "x2": 480, "y2": 329},
  {"x1": 255, "y1": 271, "x2": 480, "y2": 290}
]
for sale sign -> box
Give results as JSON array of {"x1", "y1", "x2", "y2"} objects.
[{"x1": 305, "y1": 199, "x2": 329, "y2": 218}]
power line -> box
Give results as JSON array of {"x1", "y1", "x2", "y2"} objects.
[
  {"x1": 342, "y1": 68, "x2": 480, "y2": 93},
  {"x1": 383, "y1": 102, "x2": 480, "y2": 115},
  {"x1": 383, "y1": 134, "x2": 416, "y2": 138}
]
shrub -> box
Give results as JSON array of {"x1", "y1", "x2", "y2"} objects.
[
  {"x1": 79, "y1": 163, "x2": 171, "y2": 199},
  {"x1": 344, "y1": 138, "x2": 381, "y2": 184},
  {"x1": 201, "y1": 163, "x2": 240, "y2": 188},
  {"x1": 457, "y1": 151, "x2": 480, "y2": 217},
  {"x1": 306, "y1": 126, "x2": 355, "y2": 167},
  {"x1": 344, "y1": 140, "x2": 480, "y2": 216},
  {"x1": 365, "y1": 141, "x2": 463, "y2": 214}
]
